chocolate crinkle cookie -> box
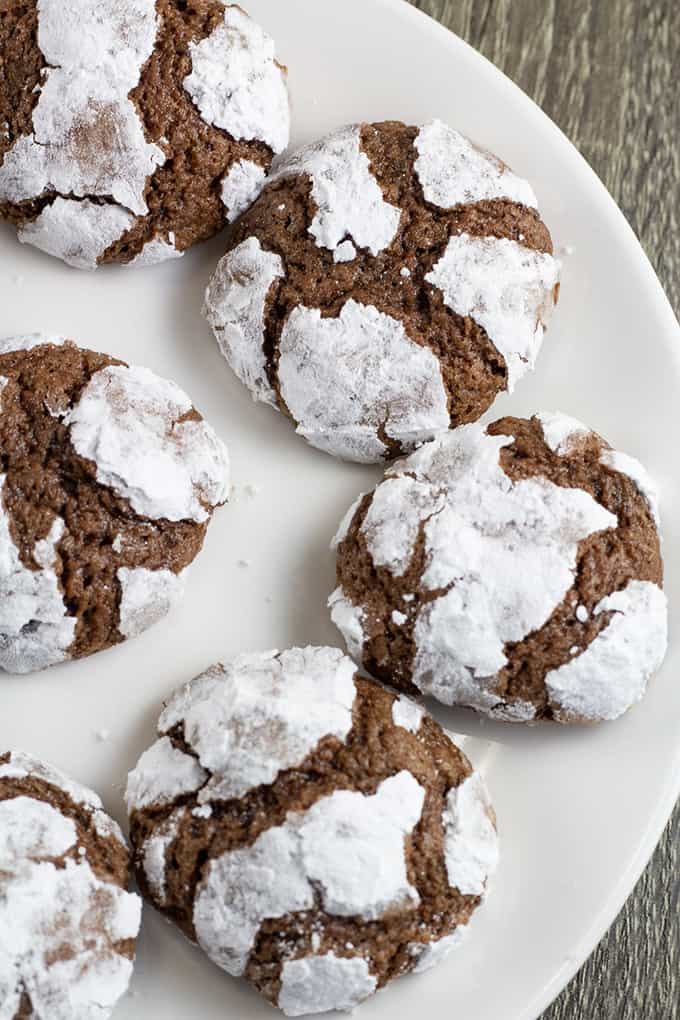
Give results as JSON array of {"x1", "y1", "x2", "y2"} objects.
[
  {"x1": 0, "y1": 750, "x2": 141, "y2": 1019},
  {"x1": 330, "y1": 413, "x2": 668, "y2": 724},
  {"x1": 0, "y1": 0, "x2": 289, "y2": 268},
  {"x1": 204, "y1": 118, "x2": 560, "y2": 463},
  {"x1": 126, "y1": 646, "x2": 498, "y2": 1017},
  {"x1": 0, "y1": 334, "x2": 230, "y2": 674}
]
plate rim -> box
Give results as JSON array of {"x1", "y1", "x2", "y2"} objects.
[{"x1": 388, "y1": 1, "x2": 680, "y2": 1015}]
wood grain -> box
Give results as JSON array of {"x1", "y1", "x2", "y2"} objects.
[{"x1": 408, "y1": 2, "x2": 680, "y2": 1017}]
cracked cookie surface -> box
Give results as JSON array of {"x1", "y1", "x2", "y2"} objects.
[
  {"x1": 0, "y1": 750, "x2": 141, "y2": 1020},
  {"x1": 204, "y1": 119, "x2": 559, "y2": 463},
  {"x1": 0, "y1": 334, "x2": 229, "y2": 674},
  {"x1": 0, "y1": 0, "x2": 289, "y2": 268},
  {"x1": 126, "y1": 646, "x2": 498, "y2": 1016},
  {"x1": 331, "y1": 414, "x2": 667, "y2": 723}
]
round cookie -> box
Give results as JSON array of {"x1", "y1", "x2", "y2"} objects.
[
  {"x1": 330, "y1": 414, "x2": 668, "y2": 723},
  {"x1": 204, "y1": 118, "x2": 560, "y2": 463},
  {"x1": 0, "y1": 1, "x2": 289, "y2": 269},
  {"x1": 125, "y1": 646, "x2": 498, "y2": 1016},
  {"x1": 0, "y1": 750, "x2": 141, "y2": 1019},
  {"x1": 0, "y1": 334, "x2": 230, "y2": 674}
]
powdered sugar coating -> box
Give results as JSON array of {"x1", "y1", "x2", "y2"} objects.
[
  {"x1": 410, "y1": 928, "x2": 466, "y2": 974},
  {"x1": 328, "y1": 588, "x2": 366, "y2": 661},
  {"x1": 443, "y1": 772, "x2": 498, "y2": 896},
  {"x1": 408, "y1": 427, "x2": 615, "y2": 707},
  {"x1": 0, "y1": 0, "x2": 165, "y2": 273},
  {"x1": 221, "y1": 159, "x2": 267, "y2": 223},
  {"x1": 0, "y1": 505, "x2": 76, "y2": 675},
  {"x1": 333, "y1": 423, "x2": 620, "y2": 714},
  {"x1": 117, "y1": 567, "x2": 187, "y2": 639},
  {"x1": 193, "y1": 772, "x2": 424, "y2": 977},
  {"x1": 601, "y1": 449, "x2": 661, "y2": 526},
  {"x1": 536, "y1": 411, "x2": 591, "y2": 455},
  {"x1": 0, "y1": 752, "x2": 109, "y2": 822},
  {"x1": 205, "y1": 237, "x2": 284, "y2": 409},
  {"x1": 269, "y1": 125, "x2": 401, "y2": 259},
  {"x1": 157, "y1": 648, "x2": 357, "y2": 803},
  {"x1": 0, "y1": 797, "x2": 77, "y2": 861},
  {"x1": 36, "y1": 0, "x2": 159, "y2": 80},
  {"x1": 545, "y1": 580, "x2": 668, "y2": 722},
  {"x1": 277, "y1": 300, "x2": 450, "y2": 462},
  {"x1": 184, "y1": 6, "x2": 289, "y2": 154},
  {"x1": 392, "y1": 696, "x2": 425, "y2": 733},
  {"x1": 142, "y1": 807, "x2": 186, "y2": 905},
  {"x1": 127, "y1": 233, "x2": 183, "y2": 268},
  {"x1": 278, "y1": 953, "x2": 377, "y2": 1017},
  {"x1": 426, "y1": 234, "x2": 560, "y2": 390},
  {"x1": 414, "y1": 120, "x2": 538, "y2": 210},
  {"x1": 0, "y1": 334, "x2": 67, "y2": 355},
  {"x1": 66, "y1": 364, "x2": 230, "y2": 523},
  {"x1": 361, "y1": 475, "x2": 446, "y2": 576},
  {"x1": 0, "y1": 752, "x2": 141, "y2": 1020},
  {"x1": 125, "y1": 736, "x2": 207, "y2": 813},
  {"x1": 331, "y1": 492, "x2": 366, "y2": 549},
  {"x1": 18, "y1": 198, "x2": 135, "y2": 270}
]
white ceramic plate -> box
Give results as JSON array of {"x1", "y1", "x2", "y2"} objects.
[{"x1": 1, "y1": 1, "x2": 678, "y2": 1018}]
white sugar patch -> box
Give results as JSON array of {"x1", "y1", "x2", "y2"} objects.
[
  {"x1": 18, "y1": 198, "x2": 135, "y2": 270},
  {"x1": 361, "y1": 475, "x2": 446, "y2": 576},
  {"x1": 414, "y1": 120, "x2": 538, "y2": 210},
  {"x1": 279, "y1": 953, "x2": 377, "y2": 1016},
  {"x1": 0, "y1": 856, "x2": 140, "y2": 1020},
  {"x1": 545, "y1": 580, "x2": 668, "y2": 722},
  {"x1": 443, "y1": 772, "x2": 498, "y2": 895},
  {"x1": 0, "y1": 798, "x2": 76, "y2": 861},
  {"x1": 600, "y1": 449, "x2": 661, "y2": 526},
  {"x1": 328, "y1": 588, "x2": 366, "y2": 662},
  {"x1": 333, "y1": 239, "x2": 357, "y2": 263},
  {"x1": 278, "y1": 300, "x2": 449, "y2": 462},
  {"x1": 117, "y1": 567, "x2": 187, "y2": 639},
  {"x1": 536, "y1": 411, "x2": 591, "y2": 455},
  {"x1": 0, "y1": 752, "x2": 112, "y2": 824},
  {"x1": 221, "y1": 159, "x2": 267, "y2": 222},
  {"x1": 270, "y1": 125, "x2": 401, "y2": 258},
  {"x1": 367, "y1": 425, "x2": 617, "y2": 711},
  {"x1": 204, "y1": 236, "x2": 284, "y2": 409},
  {"x1": 142, "y1": 807, "x2": 186, "y2": 906},
  {"x1": 125, "y1": 736, "x2": 207, "y2": 812},
  {"x1": 127, "y1": 233, "x2": 183, "y2": 268},
  {"x1": 66, "y1": 364, "x2": 230, "y2": 522},
  {"x1": 184, "y1": 6, "x2": 289, "y2": 153},
  {"x1": 0, "y1": 1, "x2": 164, "y2": 237},
  {"x1": 193, "y1": 772, "x2": 424, "y2": 976},
  {"x1": 0, "y1": 334, "x2": 67, "y2": 355},
  {"x1": 426, "y1": 234, "x2": 560, "y2": 391},
  {"x1": 410, "y1": 928, "x2": 466, "y2": 974},
  {"x1": 159, "y1": 648, "x2": 356, "y2": 803},
  {"x1": 392, "y1": 696, "x2": 425, "y2": 733},
  {"x1": 331, "y1": 492, "x2": 366, "y2": 549},
  {"x1": 0, "y1": 751, "x2": 141, "y2": 1020},
  {"x1": 0, "y1": 508, "x2": 76, "y2": 675},
  {"x1": 36, "y1": 0, "x2": 159, "y2": 79}
]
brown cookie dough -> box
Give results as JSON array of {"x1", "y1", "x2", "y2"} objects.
[
  {"x1": 0, "y1": 1, "x2": 289, "y2": 268},
  {"x1": 331, "y1": 413, "x2": 667, "y2": 723},
  {"x1": 204, "y1": 118, "x2": 560, "y2": 462},
  {"x1": 125, "y1": 647, "x2": 498, "y2": 1016},
  {"x1": 0, "y1": 750, "x2": 141, "y2": 1019},
  {"x1": 0, "y1": 333, "x2": 230, "y2": 674}
]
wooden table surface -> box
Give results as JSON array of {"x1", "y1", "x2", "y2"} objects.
[{"x1": 408, "y1": 2, "x2": 680, "y2": 1017}]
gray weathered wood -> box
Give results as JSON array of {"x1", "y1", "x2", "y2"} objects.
[{"x1": 408, "y1": 2, "x2": 680, "y2": 1017}]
